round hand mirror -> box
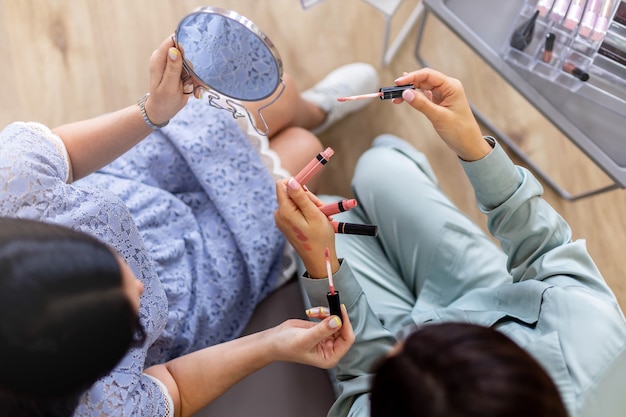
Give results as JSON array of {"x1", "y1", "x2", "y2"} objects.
[{"x1": 174, "y1": 7, "x2": 285, "y2": 135}]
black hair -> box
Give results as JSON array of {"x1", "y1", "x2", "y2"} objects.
[
  {"x1": 370, "y1": 322, "x2": 568, "y2": 417},
  {"x1": 0, "y1": 217, "x2": 144, "y2": 417}
]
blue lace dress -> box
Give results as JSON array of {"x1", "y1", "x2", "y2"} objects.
[{"x1": 0, "y1": 98, "x2": 294, "y2": 417}]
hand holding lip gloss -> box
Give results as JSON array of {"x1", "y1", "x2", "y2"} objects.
[{"x1": 290, "y1": 149, "x2": 378, "y2": 237}]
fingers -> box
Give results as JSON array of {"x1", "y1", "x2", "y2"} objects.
[
  {"x1": 394, "y1": 68, "x2": 490, "y2": 161},
  {"x1": 285, "y1": 178, "x2": 325, "y2": 219},
  {"x1": 148, "y1": 37, "x2": 175, "y2": 90},
  {"x1": 305, "y1": 306, "x2": 330, "y2": 319},
  {"x1": 306, "y1": 305, "x2": 353, "y2": 341}
]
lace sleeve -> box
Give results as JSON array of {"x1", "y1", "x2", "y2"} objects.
[
  {"x1": 142, "y1": 374, "x2": 174, "y2": 417},
  {"x1": 18, "y1": 122, "x2": 73, "y2": 183}
]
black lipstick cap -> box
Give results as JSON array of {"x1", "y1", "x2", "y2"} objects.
[
  {"x1": 327, "y1": 291, "x2": 342, "y2": 320},
  {"x1": 379, "y1": 84, "x2": 415, "y2": 100}
]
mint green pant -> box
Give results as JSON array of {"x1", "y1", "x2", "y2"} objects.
[{"x1": 314, "y1": 134, "x2": 510, "y2": 335}]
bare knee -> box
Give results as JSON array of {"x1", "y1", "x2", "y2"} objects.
[{"x1": 269, "y1": 127, "x2": 323, "y2": 178}]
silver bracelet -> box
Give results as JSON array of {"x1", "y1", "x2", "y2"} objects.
[{"x1": 137, "y1": 93, "x2": 169, "y2": 129}]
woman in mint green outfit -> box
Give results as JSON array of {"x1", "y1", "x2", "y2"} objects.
[{"x1": 275, "y1": 68, "x2": 626, "y2": 417}]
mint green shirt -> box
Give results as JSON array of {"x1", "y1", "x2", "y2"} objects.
[{"x1": 300, "y1": 136, "x2": 626, "y2": 417}]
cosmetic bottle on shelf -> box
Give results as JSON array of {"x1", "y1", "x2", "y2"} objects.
[
  {"x1": 550, "y1": 0, "x2": 572, "y2": 23},
  {"x1": 591, "y1": 0, "x2": 619, "y2": 42},
  {"x1": 564, "y1": 0, "x2": 587, "y2": 29},
  {"x1": 503, "y1": 0, "x2": 626, "y2": 97},
  {"x1": 579, "y1": 0, "x2": 603, "y2": 37}
]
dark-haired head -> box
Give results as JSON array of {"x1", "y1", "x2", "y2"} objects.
[
  {"x1": 370, "y1": 322, "x2": 568, "y2": 417},
  {"x1": 0, "y1": 217, "x2": 144, "y2": 417}
]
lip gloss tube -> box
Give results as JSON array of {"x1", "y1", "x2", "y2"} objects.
[
  {"x1": 592, "y1": 0, "x2": 618, "y2": 42},
  {"x1": 319, "y1": 199, "x2": 358, "y2": 216},
  {"x1": 337, "y1": 84, "x2": 416, "y2": 102},
  {"x1": 542, "y1": 33, "x2": 556, "y2": 63},
  {"x1": 378, "y1": 84, "x2": 415, "y2": 100},
  {"x1": 294, "y1": 147, "x2": 334, "y2": 186},
  {"x1": 564, "y1": 0, "x2": 586, "y2": 29},
  {"x1": 332, "y1": 221, "x2": 378, "y2": 237},
  {"x1": 325, "y1": 247, "x2": 342, "y2": 320},
  {"x1": 562, "y1": 62, "x2": 590, "y2": 81},
  {"x1": 579, "y1": 0, "x2": 603, "y2": 37},
  {"x1": 538, "y1": 0, "x2": 556, "y2": 16},
  {"x1": 550, "y1": 0, "x2": 571, "y2": 23}
]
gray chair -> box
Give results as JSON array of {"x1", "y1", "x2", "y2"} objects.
[{"x1": 192, "y1": 279, "x2": 337, "y2": 417}]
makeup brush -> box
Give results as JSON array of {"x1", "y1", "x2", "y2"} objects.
[{"x1": 510, "y1": 10, "x2": 540, "y2": 51}]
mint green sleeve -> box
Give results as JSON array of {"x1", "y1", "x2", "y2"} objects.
[{"x1": 300, "y1": 260, "x2": 396, "y2": 417}]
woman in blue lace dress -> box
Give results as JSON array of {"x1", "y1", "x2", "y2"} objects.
[{"x1": 0, "y1": 34, "x2": 377, "y2": 417}]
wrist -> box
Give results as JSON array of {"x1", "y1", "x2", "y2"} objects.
[
  {"x1": 455, "y1": 127, "x2": 493, "y2": 161},
  {"x1": 138, "y1": 93, "x2": 169, "y2": 129}
]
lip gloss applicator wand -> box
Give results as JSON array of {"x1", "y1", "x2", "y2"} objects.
[{"x1": 337, "y1": 84, "x2": 416, "y2": 102}]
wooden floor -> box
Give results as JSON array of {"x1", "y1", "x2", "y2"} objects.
[{"x1": 1, "y1": 0, "x2": 624, "y2": 309}]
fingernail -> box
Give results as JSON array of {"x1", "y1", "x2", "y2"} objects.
[
  {"x1": 168, "y1": 47, "x2": 179, "y2": 61},
  {"x1": 194, "y1": 87, "x2": 205, "y2": 99},
  {"x1": 306, "y1": 307, "x2": 319, "y2": 316},
  {"x1": 329, "y1": 316, "x2": 342, "y2": 329},
  {"x1": 183, "y1": 83, "x2": 194, "y2": 94},
  {"x1": 402, "y1": 89, "x2": 415, "y2": 102},
  {"x1": 287, "y1": 177, "x2": 300, "y2": 191}
]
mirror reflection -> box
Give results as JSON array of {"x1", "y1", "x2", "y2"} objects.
[{"x1": 175, "y1": 7, "x2": 283, "y2": 102}]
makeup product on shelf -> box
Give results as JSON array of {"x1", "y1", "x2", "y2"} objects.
[
  {"x1": 614, "y1": 1, "x2": 626, "y2": 25},
  {"x1": 550, "y1": 0, "x2": 572, "y2": 22},
  {"x1": 564, "y1": 0, "x2": 587, "y2": 29},
  {"x1": 598, "y1": 41, "x2": 626, "y2": 66},
  {"x1": 579, "y1": 0, "x2": 603, "y2": 37},
  {"x1": 378, "y1": 84, "x2": 416, "y2": 100},
  {"x1": 538, "y1": 0, "x2": 557, "y2": 16},
  {"x1": 510, "y1": 10, "x2": 540, "y2": 50},
  {"x1": 592, "y1": 0, "x2": 618, "y2": 42},
  {"x1": 563, "y1": 62, "x2": 590, "y2": 80},
  {"x1": 325, "y1": 247, "x2": 342, "y2": 319},
  {"x1": 542, "y1": 33, "x2": 557, "y2": 62}
]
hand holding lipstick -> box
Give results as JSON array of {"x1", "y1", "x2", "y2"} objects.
[
  {"x1": 275, "y1": 176, "x2": 340, "y2": 279},
  {"x1": 271, "y1": 303, "x2": 353, "y2": 369},
  {"x1": 392, "y1": 68, "x2": 493, "y2": 162}
]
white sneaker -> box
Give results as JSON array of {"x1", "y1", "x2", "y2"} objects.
[{"x1": 302, "y1": 62, "x2": 379, "y2": 135}]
